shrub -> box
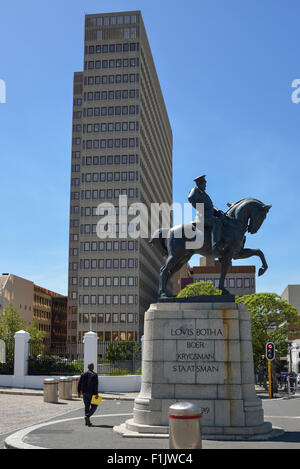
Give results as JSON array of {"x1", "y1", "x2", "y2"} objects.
[
  {"x1": 0, "y1": 357, "x2": 14, "y2": 375},
  {"x1": 107, "y1": 368, "x2": 131, "y2": 376},
  {"x1": 28, "y1": 355, "x2": 83, "y2": 375},
  {"x1": 177, "y1": 281, "x2": 221, "y2": 298}
]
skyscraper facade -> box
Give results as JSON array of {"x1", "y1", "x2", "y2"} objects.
[{"x1": 67, "y1": 11, "x2": 173, "y2": 346}]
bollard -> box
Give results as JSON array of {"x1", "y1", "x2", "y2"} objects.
[
  {"x1": 168, "y1": 402, "x2": 202, "y2": 449},
  {"x1": 59, "y1": 376, "x2": 73, "y2": 400},
  {"x1": 43, "y1": 378, "x2": 59, "y2": 403},
  {"x1": 72, "y1": 375, "x2": 81, "y2": 395}
]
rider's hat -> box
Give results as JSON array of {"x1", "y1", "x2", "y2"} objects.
[{"x1": 194, "y1": 175, "x2": 206, "y2": 183}]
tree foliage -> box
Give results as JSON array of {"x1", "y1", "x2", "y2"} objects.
[
  {"x1": 177, "y1": 281, "x2": 221, "y2": 298},
  {"x1": 0, "y1": 303, "x2": 45, "y2": 358},
  {"x1": 236, "y1": 293, "x2": 299, "y2": 367},
  {"x1": 105, "y1": 341, "x2": 141, "y2": 362}
]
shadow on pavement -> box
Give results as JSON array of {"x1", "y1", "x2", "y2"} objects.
[{"x1": 271, "y1": 431, "x2": 300, "y2": 443}]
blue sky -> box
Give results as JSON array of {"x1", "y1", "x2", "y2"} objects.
[{"x1": 0, "y1": 0, "x2": 299, "y2": 296}]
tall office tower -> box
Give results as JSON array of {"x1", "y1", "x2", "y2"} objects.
[{"x1": 67, "y1": 11, "x2": 173, "y2": 347}]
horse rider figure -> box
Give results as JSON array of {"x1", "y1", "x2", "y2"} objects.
[{"x1": 188, "y1": 175, "x2": 226, "y2": 256}]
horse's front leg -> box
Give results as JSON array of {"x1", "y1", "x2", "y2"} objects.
[
  {"x1": 219, "y1": 255, "x2": 232, "y2": 295},
  {"x1": 233, "y1": 248, "x2": 268, "y2": 276}
]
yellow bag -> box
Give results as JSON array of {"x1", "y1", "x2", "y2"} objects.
[{"x1": 91, "y1": 395, "x2": 102, "y2": 405}]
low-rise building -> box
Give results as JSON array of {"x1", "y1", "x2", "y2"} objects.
[
  {"x1": 281, "y1": 284, "x2": 300, "y2": 372},
  {"x1": 0, "y1": 273, "x2": 67, "y2": 353},
  {"x1": 176, "y1": 257, "x2": 256, "y2": 296}
]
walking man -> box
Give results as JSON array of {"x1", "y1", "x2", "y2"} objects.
[{"x1": 78, "y1": 363, "x2": 99, "y2": 426}]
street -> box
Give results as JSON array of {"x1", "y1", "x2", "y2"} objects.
[{"x1": 1, "y1": 392, "x2": 300, "y2": 449}]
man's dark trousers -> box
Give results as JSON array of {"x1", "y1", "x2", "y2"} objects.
[{"x1": 83, "y1": 393, "x2": 97, "y2": 418}]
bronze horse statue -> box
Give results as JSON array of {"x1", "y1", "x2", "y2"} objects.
[{"x1": 150, "y1": 198, "x2": 271, "y2": 297}]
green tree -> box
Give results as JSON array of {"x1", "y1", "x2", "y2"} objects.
[
  {"x1": 236, "y1": 293, "x2": 299, "y2": 368},
  {"x1": 177, "y1": 281, "x2": 221, "y2": 298},
  {"x1": 0, "y1": 303, "x2": 27, "y2": 358},
  {"x1": 105, "y1": 341, "x2": 141, "y2": 362},
  {"x1": 27, "y1": 321, "x2": 45, "y2": 355},
  {"x1": 0, "y1": 303, "x2": 45, "y2": 358}
]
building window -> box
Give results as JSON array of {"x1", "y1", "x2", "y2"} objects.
[
  {"x1": 244, "y1": 278, "x2": 250, "y2": 288},
  {"x1": 236, "y1": 278, "x2": 243, "y2": 288},
  {"x1": 97, "y1": 313, "x2": 103, "y2": 323},
  {"x1": 113, "y1": 313, "x2": 118, "y2": 323}
]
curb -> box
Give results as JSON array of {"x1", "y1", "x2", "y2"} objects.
[{"x1": 0, "y1": 388, "x2": 137, "y2": 400}]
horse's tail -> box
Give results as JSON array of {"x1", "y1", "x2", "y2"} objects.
[{"x1": 149, "y1": 228, "x2": 169, "y2": 257}]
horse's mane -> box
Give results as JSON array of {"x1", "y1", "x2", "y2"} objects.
[{"x1": 225, "y1": 198, "x2": 265, "y2": 217}]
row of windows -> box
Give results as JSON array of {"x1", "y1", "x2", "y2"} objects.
[
  {"x1": 194, "y1": 278, "x2": 255, "y2": 288},
  {"x1": 85, "y1": 42, "x2": 139, "y2": 55},
  {"x1": 73, "y1": 121, "x2": 138, "y2": 133},
  {"x1": 77, "y1": 171, "x2": 138, "y2": 183},
  {"x1": 33, "y1": 310, "x2": 50, "y2": 319},
  {"x1": 84, "y1": 58, "x2": 139, "y2": 72},
  {"x1": 70, "y1": 188, "x2": 139, "y2": 201},
  {"x1": 86, "y1": 15, "x2": 138, "y2": 28},
  {"x1": 78, "y1": 102, "x2": 139, "y2": 117},
  {"x1": 71, "y1": 276, "x2": 137, "y2": 287},
  {"x1": 80, "y1": 312, "x2": 137, "y2": 325},
  {"x1": 95, "y1": 28, "x2": 137, "y2": 42},
  {"x1": 72, "y1": 206, "x2": 138, "y2": 217},
  {"x1": 79, "y1": 294, "x2": 138, "y2": 305},
  {"x1": 77, "y1": 331, "x2": 138, "y2": 343},
  {"x1": 73, "y1": 137, "x2": 139, "y2": 149},
  {"x1": 83, "y1": 69, "x2": 139, "y2": 87},
  {"x1": 34, "y1": 295, "x2": 51, "y2": 307},
  {"x1": 83, "y1": 154, "x2": 138, "y2": 165},
  {"x1": 73, "y1": 90, "x2": 138, "y2": 114},
  {"x1": 69, "y1": 258, "x2": 138, "y2": 271},
  {"x1": 71, "y1": 240, "x2": 138, "y2": 254},
  {"x1": 77, "y1": 105, "x2": 139, "y2": 118},
  {"x1": 72, "y1": 153, "x2": 138, "y2": 165}
]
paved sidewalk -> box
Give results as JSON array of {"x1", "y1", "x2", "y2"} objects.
[{"x1": 0, "y1": 388, "x2": 138, "y2": 438}]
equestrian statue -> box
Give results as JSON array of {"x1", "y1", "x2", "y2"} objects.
[{"x1": 150, "y1": 174, "x2": 271, "y2": 298}]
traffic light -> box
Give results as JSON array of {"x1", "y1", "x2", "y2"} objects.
[{"x1": 266, "y1": 342, "x2": 275, "y2": 361}]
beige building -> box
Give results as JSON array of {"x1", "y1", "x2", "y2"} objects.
[
  {"x1": 174, "y1": 257, "x2": 256, "y2": 296},
  {"x1": 67, "y1": 11, "x2": 173, "y2": 345},
  {"x1": 0, "y1": 273, "x2": 34, "y2": 323},
  {"x1": 0, "y1": 273, "x2": 67, "y2": 353},
  {"x1": 281, "y1": 285, "x2": 300, "y2": 343},
  {"x1": 281, "y1": 285, "x2": 300, "y2": 315}
]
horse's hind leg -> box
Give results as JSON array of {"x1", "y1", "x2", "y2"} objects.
[
  {"x1": 159, "y1": 256, "x2": 180, "y2": 297},
  {"x1": 159, "y1": 254, "x2": 192, "y2": 297}
]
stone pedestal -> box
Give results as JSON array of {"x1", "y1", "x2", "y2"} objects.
[{"x1": 115, "y1": 300, "x2": 275, "y2": 440}]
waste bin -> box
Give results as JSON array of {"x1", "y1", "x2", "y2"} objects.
[
  {"x1": 168, "y1": 402, "x2": 202, "y2": 449},
  {"x1": 59, "y1": 376, "x2": 73, "y2": 400},
  {"x1": 43, "y1": 378, "x2": 59, "y2": 403},
  {"x1": 72, "y1": 375, "x2": 81, "y2": 395}
]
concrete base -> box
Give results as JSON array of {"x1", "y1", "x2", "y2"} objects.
[
  {"x1": 115, "y1": 301, "x2": 276, "y2": 441},
  {"x1": 114, "y1": 420, "x2": 284, "y2": 441}
]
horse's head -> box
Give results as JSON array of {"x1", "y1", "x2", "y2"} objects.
[{"x1": 247, "y1": 202, "x2": 271, "y2": 234}]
